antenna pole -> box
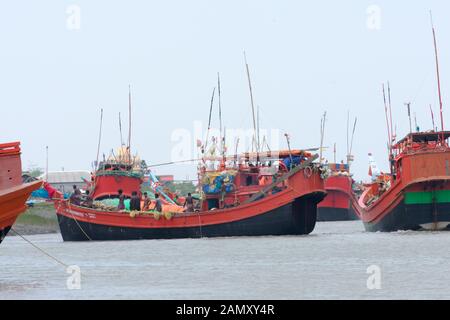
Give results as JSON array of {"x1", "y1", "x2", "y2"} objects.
[
  {"x1": 217, "y1": 72, "x2": 223, "y2": 156},
  {"x1": 128, "y1": 85, "x2": 132, "y2": 162},
  {"x1": 383, "y1": 84, "x2": 392, "y2": 148},
  {"x1": 204, "y1": 87, "x2": 216, "y2": 153},
  {"x1": 388, "y1": 82, "x2": 394, "y2": 143},
  {"x1": 430, "y1": 12, "x2": 445, "y2": 143},
  {"x1": 96, "y1": 108, "x2": 104, "y2": 170},
  {"x1": 333, "y1": 143, "x2": 336, "y2": 163},
  {"x1": 244, "y1": 52, "x2": 259, "y2": 154},
  {"x1": 119, "y1": 112, "x2": 124, "y2": 146},
  {"x1": 405, "y1": 102, "x2": 412, "y2": 137},
  {"x1": 430, "y1": 104, "x2": 436, "y2": 131},
  {"x1": 319, "y1": 112, "x2": 326, "y2": 163}
]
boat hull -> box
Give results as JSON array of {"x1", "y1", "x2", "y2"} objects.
[
  {"x1": 0, "y1": 180, "x2": 42, "y2": 243},
  {"x1": 317, "y1": 206, "x2": 358, "y2": 222},
  {"x1": 363, "y1": 196, "x2": 450, "y2": 232},
  {"x1": 56, "y1": 193, "x2": 324, "y2": 241},
  {"x1": 317, "y1": 175, "x2": 357, "y2": 221}
]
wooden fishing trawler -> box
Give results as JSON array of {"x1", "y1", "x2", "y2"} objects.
[
  {"x1": 0, "y1": 142, "x2": 42, "y2": 243},
  {"x1": 317, "y1": 162, "x2": 358, "y2": 221},
  {"x1": 352, "y1": 17, "x2": 450, "y2": 232},
  {"x1": 352, "y1": 132, "x2": 450, "y2": 231},
  {"x1": 47, "y1": 149, "x2": 326, "y2": 241}
]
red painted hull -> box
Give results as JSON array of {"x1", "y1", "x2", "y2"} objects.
[
  {"x1": 0, "y1": 142, "x2": 42, "y2": 242},
  {"x1": 317, "y1": 175, "x2": 357, "y2": 221},
  {"x1": 53, "y1": 166, "x2": 326, "y2": 240},
  {"x1": 352, "y1": 148, "x2": 450, "y2": 231}
]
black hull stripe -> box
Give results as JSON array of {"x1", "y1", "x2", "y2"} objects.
[{"x1": 364, "y1": 202, "x2": 450, "y2": 232}]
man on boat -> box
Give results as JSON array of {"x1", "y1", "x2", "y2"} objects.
[
  {"x1": 130, "y1": 191, "x2": 141, "y2": 211},
  {"x1": 69, "y1": 185, "x2": 82, "y2": 205},
  {"x1": 118, "y1": 189, "x2": 125, "y2": 211},
  {"x1": 154, "y1": 193, "x2": 162, "y2": 212},
  {"x1": 142, "y1": 192, "x2": 151, "y2": 211},
  {"x1": 82, "y1": 190, "x2": 93, "y2": 208},
  {"x1": 183, "y1": 193, "x2": 194, "y2": 212}
]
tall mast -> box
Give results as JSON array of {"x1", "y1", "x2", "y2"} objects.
[
  {"x1": 244, "y1": 52, "x2": 259, "y2": 154},
  {"x1": 388, "y1": 82, "x2": 394, "y2": 143},
  {"x1": 119, "y1": 112, "x2": 124, "y2": 146},
  {"x1": 430, "y1": 12, "x2": 445, "y2": 141},
  {"x1": 96, "y1": 108, "x2": 104, "y2": 169},
  {"x1": 333, "y1": 143, "x2": 336, "y2": 163},
  {"x1": 405, "y1": 102, "x2": 412, "y2": 137},
  {"x1": 348, "y1": 117, "x2": 357, "y2": 169},
  {"x1": 217, "y1": 72, "x2": 223, "y2": 157},
  {"x1": 382, "y1": 83, "x2": 391, "y2": 149},
  {"x1": 128, "y1": 85, "x2": 132, "y2": 162},
  {"x1": 430, "y1": 104, "x2": 436, "y2": 131},
  {"x1": 319, "y1": 112, "x2": 326, "y2": 163},
  {"x1": 257, "y1": 105, "x2": 260, "y2": 153},
  {"x1": 204, "y1": 87, "x2": 216, "y2": 153}
]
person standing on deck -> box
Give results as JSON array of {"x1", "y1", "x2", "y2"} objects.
[
  {"x1": 69, "y1": 185, "x2": 81, "y2": 205},
  {"x1": 154, "y1": 194, "x2": 162, "y2": 212},
  {"x1": 130, "y1": 191, "x2": 141, "y2": 211},
  {"x1": 82, "y1": 190, "x2": 93, "y2": 208},
  {"x1": 142, "y1": 192, "x2": 151, "y2": 211},
  {"x1": 183, "y1": 193, "x2": 194, "y2": 212},
  {"x1": 117, "y1": 189, "x2": 125, "y2": 210}
]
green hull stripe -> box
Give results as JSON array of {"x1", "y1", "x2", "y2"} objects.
[{"x1": 405, "y1": 190, "x2": 450, "y2": 205}]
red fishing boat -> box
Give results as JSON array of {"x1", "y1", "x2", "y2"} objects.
[
  {"x1": 352, "y1": 132, "x2": 450, "y2": 231},
  {"x1": 0, "y1": 142, "x2": 42, "y2": 243},
  {"x1": 47, "y1": 149, "x2": 326, "y2": 241},
  {"x1": 352, "y1": 18, "x2": 450, "y2": 232},
  {"x1": 317, "y1": 163, "x2": 358, "y2": 221}
]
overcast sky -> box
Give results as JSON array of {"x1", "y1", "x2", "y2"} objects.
[{"x1": 1, "y1": 1, "x2": 449, "y2": 181}]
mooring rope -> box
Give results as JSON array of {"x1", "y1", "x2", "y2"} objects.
[
  {"x1": 10, "y1": 228, "x2": 69, "y2": 269},
  {"x1": 67, "y1": 203, "x2": 93, "y2": 241}
]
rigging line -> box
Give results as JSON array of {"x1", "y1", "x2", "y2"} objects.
[
  {"x1": 10, "y1": 228, "x2": 69, "y2": 268},
  {"x1": 67, "y1": 203, "x2": 93, "y2": 241}
]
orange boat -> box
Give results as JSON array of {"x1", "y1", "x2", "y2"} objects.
[
  {"x1": 317, "y1": 163, "x2": 358, "y2": 221},
  {"x1": 0, "y1": 142, "x2": 42, "y2": 243},
  {"x1": 46, "y1": 150, "x2": 326, "y2": 241},
  {"x1": 352, "y1": 132, "x2": 450, "y2": 231}
]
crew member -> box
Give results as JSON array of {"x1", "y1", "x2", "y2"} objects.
[{"x1": 184, "y1": 193, "x2": 194, "y2": 213}]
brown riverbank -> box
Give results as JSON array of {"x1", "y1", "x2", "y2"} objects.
[{"x1": 12, "y1": 202, "x2": 60, "y2": 235}]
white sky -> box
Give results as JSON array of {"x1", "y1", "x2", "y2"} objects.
[{"x1": 1, "y1": 1, "x2": 449, "y2": 181}]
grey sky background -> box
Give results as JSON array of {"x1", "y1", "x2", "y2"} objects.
[{"x1": 1, "y1": 1, "x2": 449, "y2": 181}]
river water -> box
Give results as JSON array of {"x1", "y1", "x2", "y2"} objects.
[{"x1": 1, "y1": 221, "x2": 450, "y2": 299}]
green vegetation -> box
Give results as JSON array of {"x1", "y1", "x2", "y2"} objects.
[{"x1": 15, "y1": 202, "x2": 58, "y2": 227}]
